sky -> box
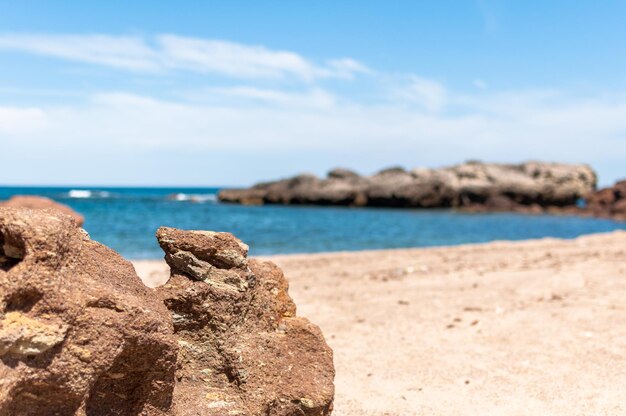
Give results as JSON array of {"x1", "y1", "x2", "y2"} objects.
[{"x1": 1, "y1": 1, "x2": 626, "y2": 186}]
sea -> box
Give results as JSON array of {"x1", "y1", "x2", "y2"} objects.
[{"x1": 1, "y1": 186, "x2": 625, "y2": 259}]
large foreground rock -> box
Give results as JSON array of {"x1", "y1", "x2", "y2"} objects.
[
  {"x1": 0, "y1": 208, "x2": 177, "y2": 415},
  {"x1": 0, "y1": 195, "x2": 84, "y2": 226},
  {"x1": 219, "y1": 161, "x2": 597, "y2": 211},
  {"x1": 1, "y1": 207, "x2": 335, "y2": 415},
  {"x1": 156, "y1": 227, "x2": 335, "y2": 416}
]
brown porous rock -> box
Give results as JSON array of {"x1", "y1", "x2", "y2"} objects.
[
  {"x1": 155, "y1": 226, "x2": 335, "y2": 416},
  {"x1": 0, "y1": 208, "x2": 177, "y2": 415},
  {"x1": 585, "y1": 179, "x2": 626, "y2": 221},
  {"x1": 0, "y1": 195, "x2": 85, "y2": 226}
]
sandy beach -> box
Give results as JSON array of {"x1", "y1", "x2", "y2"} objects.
[{"x1": 134, "y1": 231, "x2": 626, "y2": 416}]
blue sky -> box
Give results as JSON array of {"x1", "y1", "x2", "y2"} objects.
[{"x1": 1, "y1": 1, "x2": 625, "y2": 186}]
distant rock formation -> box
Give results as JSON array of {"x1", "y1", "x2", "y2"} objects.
[
  {"x1": 156, "y1": 227, "x2": 335, "y2": 415},
  {"x1": 584, "y1": 180, "x2": 626, "y2": 221},
  {"x1": 0, "y1": 208, "x2": 177, "y2": 415},
  {"x1": 0, "y1": 195, "x2": 84, "y2": 226},
  {"x1": 219, "y1": 161, "x2": 597, "y2": 212},
  {"x1": 0, "y1": 208, "x2": 335, "y2": 415}
]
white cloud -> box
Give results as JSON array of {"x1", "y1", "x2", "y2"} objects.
[
  {"x1": 203, "y1": 86, "x2": 336, "y2": 109},
  {"x1": 0, "y1": 32, "x2": 625, "y2": 186},
  {"x1": 157, "y1": 35, "x2": 317, "y2": 80},
  {"x1": 324, "y1": 58, "x2": 371, "y2": 79},
  {"x1": 2, "y1": 88, "x2": 626, "y2": 185},
  {"x1": 0, "y1": 33, "x2": 369, "y2": 81},
  {"x1": 395, "y1": 76, "x2": 447, "y2": 112},
  {"x1": 0, "y1": 34, "x2": 159, "y2": 71},
  {"x1": 0, "y1": 106, "x2": 48, "y2": 134}
]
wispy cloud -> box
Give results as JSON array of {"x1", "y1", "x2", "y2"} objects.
[
  {"x1": 0, "y1": 34, "x2": 159, "y2": 71},
  {"x1": 202, "y1": 86, "x2": 337, "y2": 109},
  {"x1": 394, "y1": 76, "x2": 447, "y2": 112},
  {"x1": 0, "y1": 106, "x2": 48, "y2": 134},
  {"x1": 2, "y1": 88, "x2": 626, "y2": 185},
  {"x1": 1, "y1": 32, "x2": 625, "y2": 185},
  {"x1": 0, "y1": 33, "x2": 369, "y2": 81}
]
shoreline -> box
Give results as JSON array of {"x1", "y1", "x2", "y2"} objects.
[
  {"x1": 132, "y1": 227, "x2": 626, "y2": 263},
  {"x1": 134, "y1": 230, "x2": 626, "y2": 415}
]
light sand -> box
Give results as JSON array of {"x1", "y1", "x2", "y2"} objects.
[{"x1": 134, "y1": 231, "x2": 626, "y2": 416}]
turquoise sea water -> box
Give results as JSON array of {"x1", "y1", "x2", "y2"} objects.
[{"x1": 1, "y1": 186, "x2": 625, "y2": 259}]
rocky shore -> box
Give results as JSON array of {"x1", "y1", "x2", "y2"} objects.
[
  {"x1": 218, "y1": 161, "x2": 597, "y2": 213},
  {"x1": 0, "y1": 208, "x2": 334, "y2": 415},
  {"x1": 584, "y1": 179, "x2": 626, "y2": 220}
]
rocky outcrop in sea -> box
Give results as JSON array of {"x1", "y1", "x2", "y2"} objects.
[
  {"x1": 584, "y1": 180, "x2": 626, "y2": 221},
  {"x1": 0, "y1": 208, "x2": 334, "y2": 415},
  {"x1": 218, "y1": 161, "x2": 597, "y2": 212}
]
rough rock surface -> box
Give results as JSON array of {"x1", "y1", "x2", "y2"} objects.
[
  {"x1": 219, "y1": 161, "x2": 597, "y2": 211},
  {"x1": 0, "y1": 195, "x2": 84, "y2": 226},
  {"x1": 0, "y1": 208, "x2": 335, "y2": 415},
  {"x1": 156, "y1": 227, "x2": 335, "y2": 416},
  {"x1": 584, "y1": 180, "x2": 626, "y2": 221},
  {"x1": 0, "y1": 208, "x2": 177, "y2": 415}
]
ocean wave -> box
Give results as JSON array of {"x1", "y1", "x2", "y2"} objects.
[
  {"x1": 68, "y1": 189, "x2": 113, "y2": 199},
  {"x1": 167, "y1": 193, "x2": 217, "y2": 203}
]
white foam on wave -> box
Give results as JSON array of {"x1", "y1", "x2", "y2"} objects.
[
  {"x1": 68, "y1": 190, "x2": 92, "y2": 198},
  {"x1": 68, "y1": 190, "x2": 112, "y2": 199},
  {"x1": 169, "y1": 193, "x2": 217, "y2": 203}
]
